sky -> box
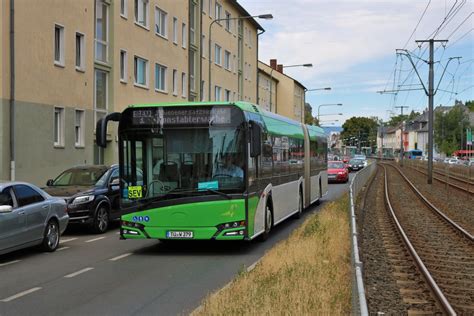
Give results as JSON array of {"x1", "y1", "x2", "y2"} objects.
[{"x1": 238, "y1": 0, "x2": 473, "y2": 126}]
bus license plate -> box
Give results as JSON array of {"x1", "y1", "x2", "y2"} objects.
[{"x1": 167, "y1": 231, "x2": 193, "y2": 239}]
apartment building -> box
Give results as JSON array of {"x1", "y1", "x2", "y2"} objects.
[
  {"x1": 257, "y1": 60, "x2": 306, "y2": 123},
  {"x1": 0, "y1": 0, "x2": 262, "y2": 185}
]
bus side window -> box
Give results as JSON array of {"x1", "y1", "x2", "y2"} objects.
[{"x1": 261, "y1": 133, "x2": 273, "y2": 179}]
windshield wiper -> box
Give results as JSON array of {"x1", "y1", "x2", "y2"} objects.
[
  {"x1": 139, "y1": 188, "x2": 196, "y2": 208},
  {"x1": 198, "y1": 189, "x2": 232, "y2": 199}
]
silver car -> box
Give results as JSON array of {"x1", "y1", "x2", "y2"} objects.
[{"x1": 0, "y1": 181, "x2": 69, "y2": 255}]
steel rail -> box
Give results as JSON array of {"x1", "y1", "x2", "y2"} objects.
[
  {"x1": 385, "y1": 163, "x2": 473, "y2": 241},
  {"x1": 381, "y1": 164, "x2": 457, "y2": 316}
]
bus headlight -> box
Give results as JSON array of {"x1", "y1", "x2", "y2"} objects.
[{"x1": 218, "y1": 221, "x2": 246, "y2": 231}]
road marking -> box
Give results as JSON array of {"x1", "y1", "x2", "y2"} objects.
[
  {"x1": 109, "y1": 253, "x2": 132, "y2": 262},
  {"x1": 60, "y1": 238, "x2": 78, "y2": 244},
  {"x1": 85, "y1": 237, "x2": 105, "y2": 243},
  {"x1": 0, "y1": 260, "x2": 21, "y2": 267},
  {"x1": 64, "y1": 267, "x2": 94, "y2": 278},
  {"x1": 1, "y1": 287, "x2": 42, "y2": 302},
  {"x1": 246, "y1": 259, "x2": 261, "y2": 272},
  {"x1": 57, "y1": 246, "x2": 70, "y2": 251}
]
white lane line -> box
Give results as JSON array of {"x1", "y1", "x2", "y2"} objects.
[
  {"x1": 0, "y1": 260, "x2": 21, "y2": 267},
  {"x1": 85, "y1": 237, "x2": 105, "y2": 243},
  {"x1": 246, "y1": 259, "x2": 261, "y2": 272},
  {"x1": 109, "y1": 253, "x2": 132, "y2": 262},
  {"x1": 1, "y1": 287, "x2": 42, "y2": 302},
  {"x1": 64, "y1": 267, "x2": 94, "y2": 278},
  {"x1": 60, "y1": 238, "x2": 78, "y2": 244},
  {"x1": 57, "y1": 246, "x2": 70, "y2": 251}
]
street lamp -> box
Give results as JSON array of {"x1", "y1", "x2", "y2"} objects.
[
  {"x1": 306, "y1": 87, "x2": 331, "y2": 92},
  {"x1": 317, "y1": 103, "x2": 342, "y2": 121},
  {"x1": 318, "y1": 113, "x2": 343, "y2": 117},
  {"x1": 208, "y1": 14, "x2": 273, "y2": 101},
  {"x1": 269, "y1": 63, "x2": 313, "y2": 113}
]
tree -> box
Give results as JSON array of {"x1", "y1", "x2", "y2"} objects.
[
  {"x1": 387, "y1": 110, "x2": 420, "y2": 126},
  {"x1": 304, "y1": 102, "x2": 317, "y2": 125},
  {"x1": 340, "y1": 117, "x2": 379, "y2": 150},
  {"x1": 466, "y1": 100, "x2": 474, "y2": 112},
  {"x1": 434, "y1": 105, "x2": 471, "y2": 156}
]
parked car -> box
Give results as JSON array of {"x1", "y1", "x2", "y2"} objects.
[
  {"x1": 348, "y1": 159, "x2": 365, "y2": 172},
  {"x1": 43, "y1": 165, "x2": 123, "y2": 234},
  {"x1": 0, "y1": 181, "x2": 69, "y2": 255},
  {"x1": 342, "y1": 156, "x2": 350, "y2": 163},
  {"x1": 327, "y1": 161, "x2": 349, "y2": 183},
  {"x1": 353, "y1": 154, "x2": 368, "y2": 167},
  {"x1": 447, "y1": 157, "x2": 459, "y2": 165}
]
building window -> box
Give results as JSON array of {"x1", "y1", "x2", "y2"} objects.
[
  {"x1": 172, "y1": 17, "x2": 178, "y2": 44},
  {"x1": 54, "y1": 24, "x2": 65, "y2": 66},
  {"x1": 215, "y1": 86, "x2": 221, "y2": 101},
  {"x1": 75, "y1": 110, "x2": 85, "y2": 147},
  {"x1": 75, "y1": 32, "x2": 85, "y2": 70},
  {"x1": 182, "y1": 23, "x2": 187, "y2": 48},
  {"x1": 120, "y1": 0, "x2": 127, "y2": 18},
  {"x1": 208, "y1": 0, "x2": 212, "y2": 17},
  {"x1": 214, "y1": 44, "x2": 221, "y2": 65},
  {"x1": 201, "y1": 34, "x2": 206, "y2": 58},
  {"x1": 134, "y1": 56, "x2": 148, "y2": 87},
  {"x1": 95, "y1": 0, "x2": 109, "y2": 63},
  {"x1": 134, "y1": 0, "x2": 148, "y2": 28},
  {"x1": 172, "y1": 69, "x2": 178, "y2": 95},
  {"x1": 155, "y1": 7, "x2": 167, "y2": 38},
  {"x1": 94, "y1": 69, "x2": 108, "y2": 115},
  {"x1": 224, "y1": 89, "x2": 230, "y2": 101},
  {"x1": 155, "y1": 63, "x2": 167, "y2": 92},
  {"x1": 202, "y1": 0, "x2": 206, "y2": 14},
  {"x1": 120, "y1": 50, "x2": 127, "y2": 82},
  {"x1": 190, "y1": 50, "x2": 196, "y2": 93},
  {"x1": 54, "y1": 107, "x2": 65, "y2": 147},
  {"x1": 224, "y1": 50, "x2": 231, "y2": 70},
  {"x1": 190, "y1": 2, "x2": 196, "y2": 45},
  {"x1": 200, "y1": 80, "x2": 205, "y2": 101},
  {"x1": 181, "y1": 72, "x2": 187, "y2": 97},
  {"x1": 215, "y1": 2, "x2": 222, "y2": 20},
  {"x1": 225, "y1": 11, "x2": 231, "y2": 31}
]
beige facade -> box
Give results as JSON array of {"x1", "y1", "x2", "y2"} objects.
[
  {"x1": 0, "y1": 0, "x2": 262, "y2": 185},
  {"x1": 258, "y1": 60, "x2": 306, "y2": 123}
]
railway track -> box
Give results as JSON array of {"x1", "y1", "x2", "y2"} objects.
[
  {"x1": 406, "y1": 164, "x2": 473, "y2": 194},
  {"x1": 381, "y1": 163, "x2": 474, "y2": 314}
]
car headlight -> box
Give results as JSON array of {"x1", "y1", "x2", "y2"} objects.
[{"x1": 72, "y1": 195, "x2": 95, "y2": 205}]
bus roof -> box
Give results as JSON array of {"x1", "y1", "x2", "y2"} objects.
[{"x1": 127, "y1": 101, "x2": 326, "y2": 139}]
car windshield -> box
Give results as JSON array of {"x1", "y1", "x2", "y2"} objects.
[
  {"x1": 52, "y1": 168, "x2": 108, "y2": 186},
  {"x1": 349, "y1": 159, "x2": 362, "y2": 164},
  {"x1": 328, "y1": 162, "x2": 345, "y2": 169},
  {"x1": 120, "y1": 106, "x2": 246, "y2": 205}
]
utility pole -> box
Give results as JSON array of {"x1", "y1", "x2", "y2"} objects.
[{"x1": 395, "y1": 106, "x2": 409, "y2": 166}]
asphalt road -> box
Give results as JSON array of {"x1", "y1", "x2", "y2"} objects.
[{"x1": 0, "y1": 174, "x2": 354, "y2": 316}]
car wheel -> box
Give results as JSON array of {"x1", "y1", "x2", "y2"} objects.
[
  {"x1": 294, "y1": 190, "x2": 303, "y2": 219},
  {"x1": 41, "y1": 219, "x2": 60, "y2": 252},
  {"x1": 260, "y1": 204, "x2": 273, "y2": 242},
  {"x1": 92, "y1": 205, "x2": 109, "y2": 234}
]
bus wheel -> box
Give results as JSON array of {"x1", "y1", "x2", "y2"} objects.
[
  {"x1": 261, "y1": 204, "x2": 273, "y2": 241},
  {"x1": 294, "y1": 190, "x2": 303, "y2": 219}
]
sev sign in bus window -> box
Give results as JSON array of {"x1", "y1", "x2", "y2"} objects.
[
  {"x1": 131, "y1": 107, "x2": 232, "y2": 127},
  {"x1": 128, "y1": 186, "x2": 143, "y2": 199}
]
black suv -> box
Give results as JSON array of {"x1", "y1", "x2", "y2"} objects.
[{"x1": 44, "y1": 165, "x2": 121, "y2": 233}]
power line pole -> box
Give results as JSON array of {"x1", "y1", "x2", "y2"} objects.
[{"x1": 395, "y1": 106, "x2": 409, "y2": 166}]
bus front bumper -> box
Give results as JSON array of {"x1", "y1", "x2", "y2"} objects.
[{"x1": 120, "y1": 224, "x2": 246, "y2": 240}]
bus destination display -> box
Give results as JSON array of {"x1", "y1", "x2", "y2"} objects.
[{"x1": 132, "y1": 107, "x2": 232, "y2": 127}]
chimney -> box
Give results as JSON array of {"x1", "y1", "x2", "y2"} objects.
[
  {"x1": 277, "y1": 64, "x2": 283, "y2": 73},
  {"x1": 270, "y1": 59, "x2": 277, "y2": 70}
]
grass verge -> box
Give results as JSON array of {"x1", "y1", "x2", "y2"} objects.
[{"x1": 194, "y1": 195, "x2": 351, "y2": 315}]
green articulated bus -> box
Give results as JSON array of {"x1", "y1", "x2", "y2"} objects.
[{"x1": 96, "y1": 102, "x2": 327, "y2": 241}]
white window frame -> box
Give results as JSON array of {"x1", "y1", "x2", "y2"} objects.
[
  {"x1": 134, "y1": 0, "x2": 149, "y2": 29},
  {"x1": 224, "y1": 89, "x2": 231, "y2": 101},
  {"x1": 120, "y1": 0, "x2": 128, "y2": 18},
  {"x1": 214, "y1": 86, "x2": 222, "y2": 101},
  {"x1": 202, "y1": 0, "x2": 207, "y2": 14},
  {"x1": 74, "y1": 109, "x2": 85, "y2": 148},
  {"x1": 225, "y1": 11, "x2": 231, "y2": 31},
  {"x1": 94, "y1": 69, "x2": 108, "y2": 124},
  {"x1": 214, "y1": 44, "x2": 221, "y2": 66},
  {"x1": 182, "y1": 23, "x2": 187, "y2": 48},
  {"x1": 215, "y1": 2, "x2": 222, "y2": 21},
  {"x1": 134, "y1": 55, "x2": 149, "y2": 88},
  {"x1": 54, "y1": 24, "x2": 65, "y2": 66},
  {"x1": 172, "y1": 17, "x2": 178, "y2": 44},
  {"x1": 172, "y1": 69, "x2": 178, "y2": 96},
  {"x1": 120, "y1": 49, "x2": 128, "y2": 83},
  {"x1": 208, "y1": 0, "x2": 212, "y2": 18},
  {"x1": 75, "y1": 32, "x2": 85, "y2": 71},
  {"x1": 154, "y1": 6, "x2": 167, "y2": 38},
  {"x1": 181, "y1": 72, "x2": 187, "y2": 98},
  {"x1": 154, "y1": 63, "x2": 167, "y2": 92},
  {"x1": 95, "y1": 0, "x2": 109, "y2": 64},
  {"x1": 224, "y1": 50, "x2": 231, "y2": 70},
  {"x1": 54, "y1": 107, "x2": 65, "y2": 147}
]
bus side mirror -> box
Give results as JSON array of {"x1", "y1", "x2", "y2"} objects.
[
  {"x1": 250, "y1": 121, "x2": 261, "y2": 158},
  {"x1": 96, "y1": 112, "x2": 122, "y2": 148}
]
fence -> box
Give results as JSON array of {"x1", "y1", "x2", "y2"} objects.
[{"x1": 349, "y1": 161, "x2": 377, "y2": 316}]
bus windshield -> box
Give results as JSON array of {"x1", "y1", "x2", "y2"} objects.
[{"x1": 119, "y1": 106, "x2": 246, "y2": 205}]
